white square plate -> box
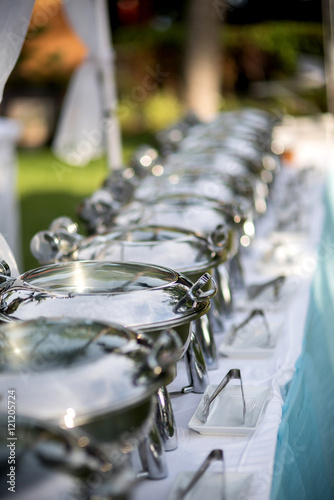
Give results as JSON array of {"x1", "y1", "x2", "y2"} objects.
[
  {"x1": 218, "y1": 318, "x2": 283, "y2": 358},
  {"x1": 233, "y1": 275, "x2": 296, "y2": 312},
  {"x1": 167, "y1": 471, "x2": 253, "y2": 500},
  {"x1": 188, "y1": 385, "x2": 270, "y2": 436}
]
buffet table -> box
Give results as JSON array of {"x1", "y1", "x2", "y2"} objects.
[
  {"x1": 1, "y1": 112, "x2": 332, "y2": 500},
  {"x1": 132, "y1": 160, "x2": 327, "y2": 500}
]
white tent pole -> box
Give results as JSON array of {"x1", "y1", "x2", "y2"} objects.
[{"x1": 94, "y1": 0, "x2": 123, "y2": 170}]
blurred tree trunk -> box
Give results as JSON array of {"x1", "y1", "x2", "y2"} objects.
[{"x1": 183, "y1": 0, "x2": 224, "y2": 121}]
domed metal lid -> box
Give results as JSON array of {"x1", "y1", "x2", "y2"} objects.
[
  {"x1": 20, "y1": 260, "x2": 178, "y2": 294},
  {"x1": 112, "y1": 195, "x2": 249, "y2": 236},
  {"x1": 0, "y1": 261, "x2": 215, "y2": 330},
  {"x1": 30, "y1": 220, "x2": 236, "y2": 272},
  {"x1": 134, "y1": 170, "x2": 247, "y2": 205},
  {"x1": 75, "y1": 225, "x2": 236, "y2": 273},
  {"x1": 162, "y1": 151, "x2": 252, "y2": 178},
  {"x1": 0, "y1": 317, "x2": 178, "y2": 424}
]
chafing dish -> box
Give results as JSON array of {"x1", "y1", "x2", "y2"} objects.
[
  {"x1": 0, "y1": 259, "x2": 213, "y2": 395},
  {"x1": 133, "y1": 169, "x2": 256, "y2": 210},
  {"x1": 77, "y1": 107, "x2": 279, "y2": 235},
  {"x1": 154, "y1": 152, "x2": 271, "y2": 214},
  {"x1": 107, "y1": 195, "x2": 250, "y2": 302},
  {"x1": 30, "y1": 221, "x2": 235, "y2": 273},
  {"x1": 182, "y1": 112, "x2": 278, "y2": 153},
  {"x1": 77, "y1": 172, "x2": 252, "y2": 236},
  {"x1": 31, "y1": 220, "x2": 237, "y2": 368},
  {"x1": 0, "y1": 413, "x2": 136, "y2": 499},
  {"x1": 178, "y1": 135, "x2": 276, "y2": 176},
  {"x1": 0, "y1": 317, "x2": 180, "y2": 480},
  {"x1": 105, "y1": 194, "x2": 250, "y2": 237},
  {"x1": 176, "y1": 107, "x2": 280, "y2": 155}
]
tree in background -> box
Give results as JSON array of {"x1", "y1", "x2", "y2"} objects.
[{"x1": 183, "y1": 0, "x2": 225, "y2": 120}]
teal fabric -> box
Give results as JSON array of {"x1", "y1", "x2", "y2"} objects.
[{"x1": 271, "y1": 173, "x2": 334, "y2": 500}]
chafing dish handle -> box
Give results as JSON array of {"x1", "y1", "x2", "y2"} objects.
[
  {"x1": 145, "y1": 329, "x2": 182, "y2": 375},
  {"x1": 31, "y1": 217, "x2": 84, "y2": 264},
  {"x1": 173, "y1": 273, "x2": 217, "y2": 313},
  {"x1": 207, "y1": 224, "x2": 229, "y2": 253},
  {"x1": 0, "y1": 259, "x2": 11, "y2": 277},
  {"x1": 30, "y1": 231, "x2": 62, "y2": 264},
  {"x1": 35, "y1": 423, "x2": 122, "y2": 478}
]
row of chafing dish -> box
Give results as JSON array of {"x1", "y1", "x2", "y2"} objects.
[{"x1": 0, "y1": 107, "x2": 282, "y2": 499}]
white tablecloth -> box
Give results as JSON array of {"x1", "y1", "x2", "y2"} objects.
[{"x1": 132, "y1": 163, "x2": 325, "y2": 500}]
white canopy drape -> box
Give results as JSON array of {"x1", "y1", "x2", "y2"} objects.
[
  {"x1": 0, "y1": 0, "x2": 35, "y2": 102},
  {"x1": 0, "y1": 0, "x2": 35, "y2": 267},
  {"x1": 52, "y1": 0, "x2": 123, "y2": 169}
]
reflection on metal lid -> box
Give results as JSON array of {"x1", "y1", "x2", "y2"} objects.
[{"x1": 21, "y1": 261, "x2": 177, "y2": 294}]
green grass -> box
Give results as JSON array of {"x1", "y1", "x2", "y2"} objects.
[{"x1": 18, "y1": 132, "x2": 154, "y2": 270}]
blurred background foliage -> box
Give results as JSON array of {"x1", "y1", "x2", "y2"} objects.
[
  {"x1": 0, "y1": 0, "x2": 326, "y2": 269},
  {"x1": 113, "y1": 21, "x2": 325, "y2": 131},
  {"x1": 114, "y1": 21, "x2": 324, "y2": 76},
  {"x1": 4, "y1": 17, "x2": 325, "y2": 138}
]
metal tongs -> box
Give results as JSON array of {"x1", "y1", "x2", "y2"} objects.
[
  {"x1": 199, "y1": 369, "x2": 246, "y2": 424},
  {"x1": 225, "y1": 309, "x2": 271, "y2": 347},
  {"x1": 174, "y1": 449, "x2": 226, "y2": 500},
  {"x1": 247, "y1": 275, "x2": 285, "y2": 300}
]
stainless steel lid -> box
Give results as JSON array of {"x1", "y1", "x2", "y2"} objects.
[
  {"x1": 0, "y1": 317, "x2": 178, "y2": 424},
  {"x1": 162, "y1": 151, "x2": 253, "y2": 177},
  {"x1": 133, "y1": 169, "x2": 254, "y2": 205},
  {"x1": 179, "y1": 134, "x2": 265, "y2": 172},
  {"x1": 30, "y1": 221, "x2": 237, "y2": 272},
  {"x1": 112, "y1": 194, "x2": 250, "y2": 236},
  {"x1": 0, "y1": 261, "x2": 215, "y2": 330},
  {"x1": 74, "y1": 225, "x2": 236, "y2": 274}
]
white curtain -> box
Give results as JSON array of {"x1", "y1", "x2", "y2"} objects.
[
  {"x1": 52, "y1": 0, "x2": 122, "y2": 168},
  {"x1": 0, "y1": 0, "x2": 35, "y2": 269},
  {"x1": 51, "y1": 56, "x2": 104, "y2": 166},
  {"x1": 0, "y1": 0, "x2": 36, "y2": 102}
]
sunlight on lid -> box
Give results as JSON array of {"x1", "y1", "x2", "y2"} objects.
[
  {"x1": 243, "y1": 221, "x2": 255, "y2": 237},
  {"x1": 64, "y1": 408, "x2": 76, "y2": 429},
  {"x1": 74, "y1": 264, "x2": 86, "y2": 293}
]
